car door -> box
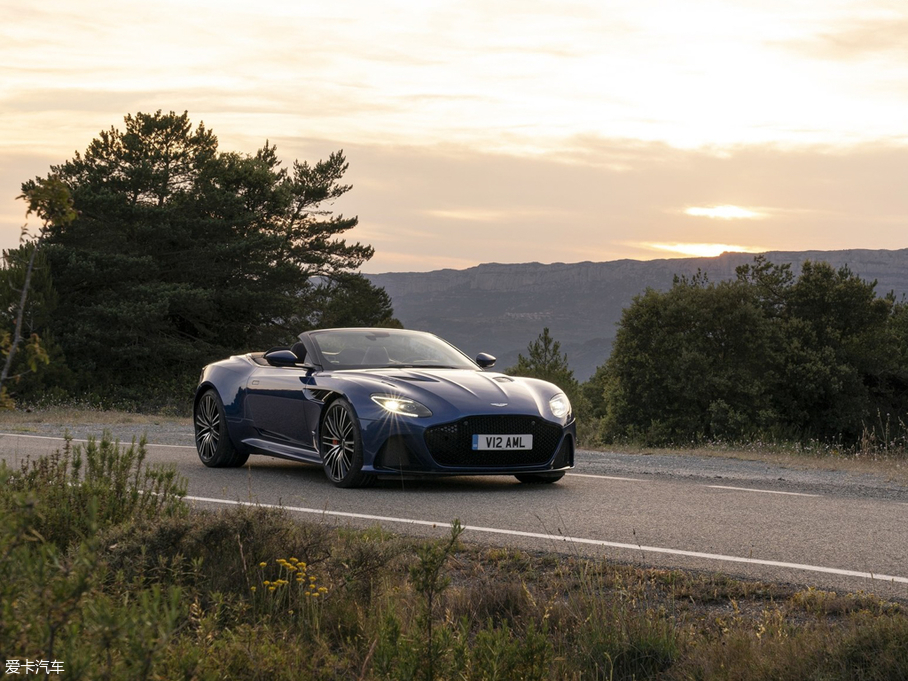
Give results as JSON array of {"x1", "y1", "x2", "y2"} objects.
[{"x1": 245, "y1": 365, "x2": 315, "y2": 448}]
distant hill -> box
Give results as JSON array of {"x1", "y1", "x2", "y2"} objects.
[{"x1": 366, "y1": 249, "x2": 908, "y2": 381}]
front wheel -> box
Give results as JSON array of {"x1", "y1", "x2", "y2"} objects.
[
  {"x1": 319, "y1": 399, "x2": 376, "y2": 488},
  {"x1": 515, "y1": 471, "x2": 565, "y2": 484},
  {"x1": 194, "y1": 389, "x2": 249, "y2": 468}
]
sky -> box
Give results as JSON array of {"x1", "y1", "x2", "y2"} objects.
[{"x1": 2, "y1": 0, "x2": 907, "y2": 273}]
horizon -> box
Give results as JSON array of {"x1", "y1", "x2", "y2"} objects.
[
  {"x1": 3, "y1": 1, "x2": 907, "y2": 272},
  {"x1": 368, "y1": 245, "x2": 908, "y2": 276}
]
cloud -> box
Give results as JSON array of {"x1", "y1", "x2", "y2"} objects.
[
  {"x1": 421, "y1": 207, "x2": 570, "y2": 222},
  {"x1": 787, "y1": 16, "x2": 908, "y2": 60}
]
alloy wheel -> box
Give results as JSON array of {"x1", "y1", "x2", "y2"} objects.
[
  {"x1": 195, "y1": 393, "x2": 221, "y2": 463},
  {"x1": 321, "y1": 403, "x2": 355, "y2": 481}
]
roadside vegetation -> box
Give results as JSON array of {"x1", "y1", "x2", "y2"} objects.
[
  {"x1": 2, "y1": 435, "x2": 907, "y2": 680},
  {"x1": 508, "y1": 261, "x2": 908, "y2": 463},
  {"x1": 580, "y1": 258, "x2": 908, "y2": 452}
]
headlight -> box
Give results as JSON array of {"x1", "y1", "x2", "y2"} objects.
[
  {"x1": 549, "y1": 393, "x2": 571, "y2": 419},
  {"x1": 371, "y1": 394, "x2": 433, "y2": 418}
]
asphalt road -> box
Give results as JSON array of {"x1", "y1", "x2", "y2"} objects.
[{"x1": 2, "y1": 430, "x2": 906, "y2": 601}]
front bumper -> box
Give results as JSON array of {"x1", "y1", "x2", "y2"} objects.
[{"x1": 361, "y1": 413, "x2": 576, "y2": 476}]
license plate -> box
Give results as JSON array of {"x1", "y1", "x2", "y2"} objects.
[{"x1": 471, "y1": 434, "x2": 533, "y2": 450}]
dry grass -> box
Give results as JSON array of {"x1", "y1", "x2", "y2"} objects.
[
  {"x1": 592, "y1": 441, "x2": 908, "y2": 485},
  {"x1": 0, "y1": 406, "x2": 191, "y2": 428}
]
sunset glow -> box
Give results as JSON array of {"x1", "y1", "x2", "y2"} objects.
[
  {"x1": 645, "y1": 243, "x2": 766, "y2": 258},
  {"x1": 2, "y1": 1, "x2": 907, "y2": 271}
]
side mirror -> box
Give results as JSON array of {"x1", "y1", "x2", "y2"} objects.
[
  {"x1": 476, "y1": 353, "x2": 496, "y2": 369},
  {"x1": 264, "y1": 349, "x2": 301, "y2": 367}
]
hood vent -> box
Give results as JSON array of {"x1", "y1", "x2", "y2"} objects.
[{"x1": 388, "y1": 374, "x2": 438, "y2": 382}]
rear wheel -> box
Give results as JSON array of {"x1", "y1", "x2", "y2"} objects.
[
  {"x1": 319, "y1": 399, "x2": 376, "y2": 488},
  {"x1": 515, "y1": 471, "x2": 565, "y2": 484},
  {"x1": 194, "y1": 389, "x2": 249, "y2": 468}
]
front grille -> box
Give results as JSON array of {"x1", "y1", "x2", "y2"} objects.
[{"x1": 425, "y1": 416, "x2": 562, "y2": 467}]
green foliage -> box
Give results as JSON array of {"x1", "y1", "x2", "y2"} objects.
[
  {"x1": 24, "y1": 110, "x2": 393, "y2": 404},
  {"x1": 0, "y1": 436, "x2": 189, "y2": 673},
  {"x1": 0, "y1": 178, "x2": 76, "y2": 408},
  {"x1": 0, "y1": 331, "x2": 50, "y2": 409},
  {"x1": 408, "y1": 520, "x2": 464, "y2": 681},
  {"x1": 454, "y1": 618, "x2": 552, "y2": 681},
  {"x1": 506, "y1": 327, "x2": 578, "y2": 393},
  {"x1": 595, "y1": 257, "x2": 908, "y2": 446},
  {"x1": 18, "y1": 176, "x2": 77, "y2": 228},
  {"x1": 1, "y1": 433, "x2": 186, "y2": 549},
  {"x1": 0, "y1": 246, "x2": 57, "y2": 333},
  {"x1": 304, "y1": 273, "x2": 402, "y2": 330},
  {"x1": 507, "y1": 327, "x2": 592, "y2": 441}
]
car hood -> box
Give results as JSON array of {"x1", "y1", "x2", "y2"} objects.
[{"x1": 325, "y1": 368, "x2": 563, "y2": 420}]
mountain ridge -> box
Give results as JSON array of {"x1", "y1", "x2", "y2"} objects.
[{"x1": 366, "y1": 248, "x2": 908, "y2": 381}]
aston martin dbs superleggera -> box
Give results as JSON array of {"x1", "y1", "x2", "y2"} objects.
[{"x1": 193, "y1": 328, "x2": 575, "y2": 487}]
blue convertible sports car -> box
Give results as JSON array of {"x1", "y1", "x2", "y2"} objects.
[{"x1": 193, "y1": 328, "x2": 575, "y2": 488}]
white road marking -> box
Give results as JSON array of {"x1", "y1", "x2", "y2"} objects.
[
  {"x1": 185, "y1": 494, "x2": 908, "y2": 585},
  {"x1": 568, "y1": 473, "x2": 644, "y2": 482},
  {"x1": 706, "y1": 485, "x2": 820, "y2": 498}
]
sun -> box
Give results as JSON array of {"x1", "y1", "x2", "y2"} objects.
[{"x1": 684, "y1": 205, "x2": 766, "y2": 220}]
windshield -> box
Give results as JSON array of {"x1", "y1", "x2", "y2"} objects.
[{"x1": 309, "y1": 329, "x2": 477, "y2": 370}]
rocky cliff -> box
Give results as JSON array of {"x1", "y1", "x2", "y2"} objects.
[{"x1": 367, "y1": 249, "x2": 908, "y2": 381}]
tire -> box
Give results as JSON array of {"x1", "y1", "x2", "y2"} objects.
[
  {"x1": 194, "y1": 389, "x2": 249, "y2": 468},
  {"x1": 515, "y1": 471, "x2": 565, "y2": 484},
  {"x1": 319, "y1": 399, "x2": 376, "y2": 488}
]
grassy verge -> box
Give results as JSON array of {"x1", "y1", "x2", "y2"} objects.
[
  {"x1": 585, "y1": 439, "x2": 908, "y2": 486},
  {"x1": 1, "y1": 435, "x2": 907, "y2": 680},
  {"x1": 0, "y1": 405, "x2": 191, "y2": 428}
]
